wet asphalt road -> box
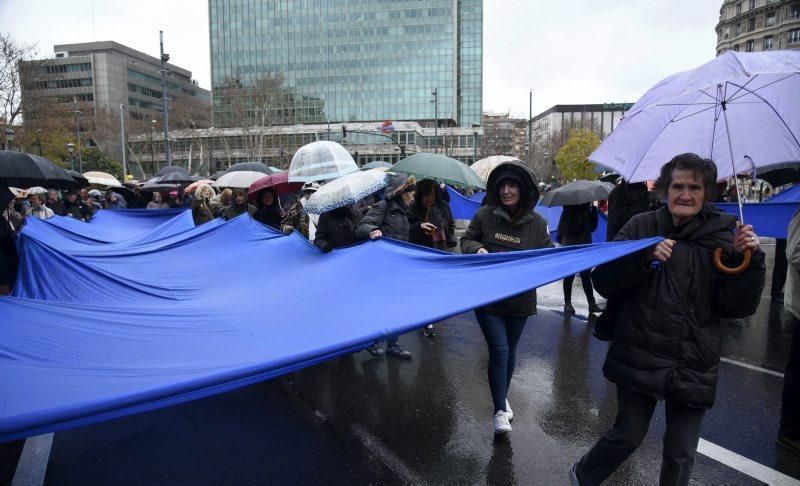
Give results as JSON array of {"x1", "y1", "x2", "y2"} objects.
[{"x1": 3, "y1": 240, "x2": 799, "y2": 485}]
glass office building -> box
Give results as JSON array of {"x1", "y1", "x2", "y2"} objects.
[{"x1": 209, "y1": 0, "x2": 482, "y2": 128}]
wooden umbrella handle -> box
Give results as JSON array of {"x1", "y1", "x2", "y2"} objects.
[{"x1": 713, "y1": 247, "x2": 751, "y2": 275}]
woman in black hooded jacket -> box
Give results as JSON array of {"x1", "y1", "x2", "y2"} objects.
[{"x1": 253, "y1": 188, "x2": 282, "y2": 229}]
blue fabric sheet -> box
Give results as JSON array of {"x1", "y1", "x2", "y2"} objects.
[
  {"x1": 764, "y1": 184, "x2": 800, "y2": 203},
  {"x1": 716, "y1": 202, "x2": 797, "y2": 239},
  {"x1": 0, "y1": 212, "x2": 658, "y2": 442}
]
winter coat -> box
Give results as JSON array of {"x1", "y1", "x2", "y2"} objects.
[
  {"x1": 355, "y1": 173, "x2": 416, "y2": 242},
  {"x1": 557, "y1": 204, "x2": 598, "y2": 246},
  {"x1": 46, "y1": 199, "x2": 66, "y2": 217},
  {"x1": 461, "y1": 160, "x2": 554, "y2": 316},
  {"x1": 64, "y1": 199, "x2": 91, "y2": 222},
  {"x1": 314, "y1": 206, "x2": 358, "y2": 252},
  {"x1": 606, "y1": 181, "x2": 654, "y2": 241},
  {"x1": 0, "y1": 215, "x2": 18, "y2": 287},
  {"x1": 222, "y1": 203, "x2": 256, "y2": 221},
  {"x1": 281, "y1": 199, "x2": 311, "y2": 238},
  {"x1": 408, "y1": 187, "x2": 457, "y2": 250},
  {"x1": 785, "y1": 207, "x2": 800, "y2": 320},
  {"x1": 26, "y1": 206, "x2": 54, "y2": 220},
  {"x1": 147, "y1": 201, "x2": 170, "y2": 209},
  {"x1": 593, "y1": 205, "x2": 765, "y2": 409},
  {"x1": 191, "y1": 198, "x2": 218, "y2": 225}
]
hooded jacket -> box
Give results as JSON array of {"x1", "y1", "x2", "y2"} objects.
[
  {"x1": 461, "y1": 160, "x2": 553, "y2": 316},
  {"x1": 314, "y1": 205, "x2": 358, "y2": 252},
  {"x1": 556, "y1": 203, "x2": 598, "y2": 246},
  {"x1": 253, "y1": 190, "x2": 283, "y2": 229},
  {"x1": 593, "y1": 204, "x2": 765, "y2": 409},
  {"x1": 355, "y1": 174, "x2": 416, "y2": 241},
  {"x1": 408, "y1": 180, "x2": 456, "y2": 250}
]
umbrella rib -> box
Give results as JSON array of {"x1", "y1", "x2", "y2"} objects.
[
  {"x1": 726, "y1": 73, "x2": 798, "y2": 104},
  {"x1": 726, "y1": 78, "x2": 800, "y2": 153},
  {"x1": 670, "y1": 104, "x2": 720, "y2": 123},
  {"x1": 724, "y1": 73, "x2": 760, "y2": 102}
]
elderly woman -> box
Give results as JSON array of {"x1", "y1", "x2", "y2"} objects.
[
  {"x1": 460, "y1": 160, "x2": 553, "y2": 434},
  {"x1": 572, "y1": 153, "x2": 765, "y2": 485},
  {"x1": 146, "y1": 192, "x2": 169, "y2": 209}
]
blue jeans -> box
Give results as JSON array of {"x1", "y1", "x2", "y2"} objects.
[{"x1": 475, "y1": 311, "x2": 528, "y2": 413}]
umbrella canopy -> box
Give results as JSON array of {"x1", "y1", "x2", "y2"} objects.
[
  {"x1": 140, "y1": 179, "x2": 179, "y2": 193},
  {"x1": 756, "y1": 162, "x2": 800, "y2": 188},
  {"x1": 155, "y1": 166, "x2": 191, "y2": 178},
  {"x1": 590, "y1": 51, "x2": 800, "y2": 183},
  {"x1": 185, "y1": 179, "x2": 216, "y2": 194},
  {"x1": 209, "y1": 170, "x2": 227, "y2": 181},
  {"x1": 157, "y1": 172, "x2": 201, "y2": 184},
  {"x1": 0, "y1": 151, "x2": 77, "y2": 189},
  {"x1": 224, "y1": 162, "x2": 274, "y2": 175},
  {"x1": 84, "y1": 171, "x2": 121, "y2": 188},
  {"x1": 0, "y1": 186, "x2": 12, "y2": 209},
  {"x1": 288, "y1": 141, "x2": 358, "y2": 183},
  {"x1": 26, "y1": 186, "x2": 48, "y2": 195},
  {"x1": 470, "y1": 155, "x2": 517, "y2": 183},
  {"x1": 539, "y1": 180, "x2": 615, "y2": 207},
  {"x1": 305, "y1": 169, "x2": 389, "y2": 214},
  {"x1": 66, "y1": 170, "x2": 89, "y2": 187},
  {"x1": 392, "y1": 153, "x2": 486, "y2": 189},
  {"x1": 247, "y1": 172, "x2": 304, "y2": 203},
  {"x1": 268, "y1": 166, "x2": 285, "y2": 173},
  {"x1": 212, "y1": 170, "x2": 266, "y2": 189},
  {"x1": 361, "y1": 160, "x2": 394, "y2": 171}
]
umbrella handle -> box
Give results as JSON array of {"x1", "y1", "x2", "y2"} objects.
[{"x1": 713, "y1": 247, "x2": 751, "y2": 275}]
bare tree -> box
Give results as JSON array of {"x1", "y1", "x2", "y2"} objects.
[{"x1": 0, "y1": 33, "x2": 39, "y2": 126}]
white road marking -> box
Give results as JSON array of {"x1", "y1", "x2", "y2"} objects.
[
  {"x1": 721, "y1": 357, "x2": 785, "y2": 378},
  {"x1": 697, "y1": 439, "x2": 800, "y2": 485},
  {"x1": 12, "y1": 433, "x2": 53, "y2": 486}
]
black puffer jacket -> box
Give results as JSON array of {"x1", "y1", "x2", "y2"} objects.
[
  {"x1": 593, "y1": 205, "x2": 765, "y2": 409},
  {"x1": 606, "y1": 181, "x2": 655, "y2": 241},
  {"x1": 355, "y1": 174, "x2": 415, "y2": 242},
  {"x1": 461, "y1": 160, "x2": 554, "y2": 316},
  {"x1": 556, "y1": 203, "x2": 598, "y2": 245},
  {"x1": 314, "y1": 205, "x2": 358, "y2": 252}
]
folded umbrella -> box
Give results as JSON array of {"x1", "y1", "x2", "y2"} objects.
[
  {"x1": 305, "y1": 169, "x2": 388, "y2": 214},
  {"x1": 392, "y1": 153, "x2": 486, "y2": 190},
  {"x1": 540, "y1": 180, "x2": 615, "y2": 207},
  {"x1": 0, "y1": 151, "x2": 77, "y2": 189},
  {"x1": 247, "y1": 173, "x2": 304, "y2": 203},
  {"x1": 288, "y1": 141, "x2": 359, "y2": 183},
  {"x1": 212, "y1": 170, "x2": 267, "y2": 189}
]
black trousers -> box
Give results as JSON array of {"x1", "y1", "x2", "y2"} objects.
[
  {"x1": 782, "y1": 315, "x2": 800, "y2": 440},
  {"x1": 773, "y1": 239, "x2": 788, "y2": 297},
  {"x1": 576, "y1": 386, "x2": 705, "y2": 486},
  {"x1": 564, "y1": 271, "x2": 596, "y2": 305}
]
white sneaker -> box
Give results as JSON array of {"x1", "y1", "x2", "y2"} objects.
[
  {"x1": 493, "y1": 410, "x2": 512, "y2": 434},
  {"x1": 506, "y1": 399, "x2": 513, "y2": 421}
]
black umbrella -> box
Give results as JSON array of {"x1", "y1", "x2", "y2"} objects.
[
  {"x1": 540, "y1": 180, "x2": 615, "y2": 207},
  {"x1": 210, "y1": 170, "x2": 227, "y2": 181},
  {"x1": 156, "y1": 172, "x2": 201, "y2": 184},
  {"x1": 155, "y1": 166, "x2": 191, "y2": 178},
  {"x1": 0, "y1": 151, "x2": 77, "y2": 189},
  {"x1": 67, "y1": 170, "x2": 90, "y2": 187},
  {"x1": 757, "y1": 163, "x2": 800, "y2": 188},
  {"x1": 599, "y1": 172, "x2": 621, "y2": 183},
  {"x1": 0, "y1": 186, "x2": 13, "y2": 209},
  {"x1": 224, "y1": 162, "x2": 273, "y2": 175}
]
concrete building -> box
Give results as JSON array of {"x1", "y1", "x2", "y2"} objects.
[
  {"x1": 529, "y1": 103, "x2": 633, "y2": 181},
  {"x1": 20, "y1": 41, "x2": 211, "y2": 165},
  {"x1": 480, "y1": 112, "x2": 528, "y2": 161},
  {"x1": 716, "y1": 0, "x2": 800, "y2": 54}
]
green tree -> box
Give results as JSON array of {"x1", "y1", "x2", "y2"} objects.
[
  {"x1": 80, "y1": 147, "x2": 122, "y2": 179},
  {"x1": 554, "y1": 128, "x2": 601, "y2": 181}
]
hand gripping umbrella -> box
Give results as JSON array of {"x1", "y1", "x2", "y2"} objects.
[{"x1": 589, "y1": 51, "x2": 800, "y2": 274}]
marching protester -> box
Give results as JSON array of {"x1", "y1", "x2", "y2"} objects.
[
  {"x1": 45, "y1": 189, "x2": 66, "y2": 216},
  {"x1": 0, "y1": 192, "x2": 19, "y2": 291},
  {"x1": 356, "y1": 173, "x2": 417, "y2": 359},
  {"x1": 281, "y1": 182, "x2": 320, "y2": 239},
  {"x1": 191, "y1": 184, "x2": 219, "y2": 225},
  {"x1": 557, "y1": 203, "x2": 602, "y2": 315},
  {"x1": 63, "y1": 190, "x2": 91, "y2": 222},
  {"x1": 314, "y1": 203, "x2": 359, "y2": 252},
  {"x1": 571, "y1": 154, "x2": 765, "y2": 486},
  {"x1": 460, "y1": 159, "x2": 553, "y2": 434},
  {"x1": 80, "y1": 189, "x2": 101, "y2": 214},
  {"x1": 408, "y1": 178, "x2": 457, "y2": 336},
  {"x1": 781, "y1": 206, "x2": 800, "y2": 456},
  {"x1": 253, "y1": 188, "x2": 283, "y2": 229},
  {"x1": 147, "y1": 192, "x2": 170, "y2": 209},
  {"x1": 25, "y1": 194, "x2": 54, "y2": 220},
  {"x1": 223, "y1": 188, "x2": 256, "y2": 221},
  {"x1": 606, "y1": 181, "x2": 653, "y2": 241}
]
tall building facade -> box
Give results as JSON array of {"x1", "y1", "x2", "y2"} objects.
[
  {"x1": 208, "y1": 0, "x2": 482, "y2": 128},
  {"x1": 715, "y1": 0, "x2": 800, "y2": 54},
  {"x1": 20, "y1": 41, "x2": 211, "y2": 166}
]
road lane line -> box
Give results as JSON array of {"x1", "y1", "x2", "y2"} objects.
[
  {"x1": 721, "y1": 357, "x2": 785, "y2": 378},
  {"x1": 350, "y1": 423, "x2": 425, "y2": 484},
  {"x1": 12, "y1": 433, "x2": 53, "y2": 486},
  {"x1": 697, "y1": 439, "x2": 800, "y2": 485}
]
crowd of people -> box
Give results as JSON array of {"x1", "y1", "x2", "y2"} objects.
[{"x1": 1, "y1": 154, "x2": 797, "y2": 485}]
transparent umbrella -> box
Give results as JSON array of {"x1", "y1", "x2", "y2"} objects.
[
  {"x1": 305, "y1": 169, "x2": 388, "y2": 214},
  {"x1": 288, "y1": 141, "x2": 359, "y2": 183}
]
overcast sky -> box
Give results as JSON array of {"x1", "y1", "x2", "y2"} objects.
[{"x1": 1, "y1": 0, "x2": 722, "y2": 117}]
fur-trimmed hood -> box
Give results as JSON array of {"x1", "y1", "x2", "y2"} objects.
[{"x1": 385, "y1": 173, "x2": 416, "y2": 199}]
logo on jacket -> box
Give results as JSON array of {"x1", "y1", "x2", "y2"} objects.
[{"x1": 494, "y1": 233, "x2": 521, "y2": 245}]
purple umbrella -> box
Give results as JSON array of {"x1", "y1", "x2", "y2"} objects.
[{"x1": 590, "y1": 51, "x2": 800, "y2": 273}]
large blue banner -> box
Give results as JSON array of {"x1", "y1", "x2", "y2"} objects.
[
  {"x1": 0, "y1": 211, "x2": 658, "y2": 442},
  {"x1": 716, "y1": 202, "x2": 797, "y2": 239}
]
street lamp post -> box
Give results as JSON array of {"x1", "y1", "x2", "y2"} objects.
[
  {"x1": 159, "y1": 31, "x2": 172, "y2": 167},
  {"x1": 73, "y1": 97, "x2": 83, "y2": 172},
  {"x1": 36, "y1": 128, "x2": 42, "y2": 156},
  {"x1": 471, "y1": 123, "x2": 481, "y2": 165},
  {"x1": 4, "y1": 128, "x2": 15, "y2": 151},
  {"x1": 120, "y1": 104, "x2": 128, "y2": 181},
  {"x1": 150, "y1": 120, "x2": 157, "y2": 175},
  {"x1": 66, "y1": 142, "x2": 75, "y2": 171},
  {"x1": 430, "y1": 88, "x2": 438, "y2": 153}
]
